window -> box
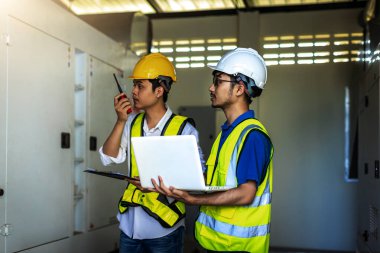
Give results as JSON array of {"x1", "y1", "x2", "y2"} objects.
[
  {"x1": 151, "y1": 38, "x2": 237, "y2": 69},
  {"x1": 262, "y1": 32, "x2": 364, "y2": 66}
]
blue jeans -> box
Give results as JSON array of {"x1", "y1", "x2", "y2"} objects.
[{"x1": 119, "y1": 226, "x2": 184, "y2": 253}]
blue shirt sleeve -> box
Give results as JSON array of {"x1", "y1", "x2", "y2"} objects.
[{"x1": 236, "y1": 130, "x2": 272, "y2": 186}]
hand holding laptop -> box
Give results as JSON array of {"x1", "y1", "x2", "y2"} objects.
[
  {"x1": 129, "y1": 176, "x2": 156, "y2": 193},
  {"x1": 151, "y1": 176, "x2": 195, "y2": 203}
]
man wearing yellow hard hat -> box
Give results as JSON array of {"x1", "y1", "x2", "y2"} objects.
[{"x1": 99, "y1": 53, "x2": 205, "y2": 252}]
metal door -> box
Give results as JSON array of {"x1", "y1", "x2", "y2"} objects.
[
  {"x1": 178, "y1": 106, "x2": 216, "y2": 159},
  {"x1": 358, "y1": 60, "x2": 380, "y2": 252},
  {"x1": 86, "y1": 58, "x2": 127, "y2": 230},
  {"x1": 5, "y1": 16, "x2": 73, "y2": 252},
  {"x1": 0, "y1": 4, "x2": 7, "y2": 253}
]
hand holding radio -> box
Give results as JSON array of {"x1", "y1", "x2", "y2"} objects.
[{"x1": 113, "y1": 73, "x2": 132, "y2": 115}]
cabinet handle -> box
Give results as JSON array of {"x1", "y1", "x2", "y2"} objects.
[
  {"x1": 362, "y1": 230, "x2": 369, "y2": 242},
  {"x1": 89, "y1": 136, "x2": 97, "y2": 151},
  {"x1": 375, "y1": 160, "x2": 379, "y2": 179},
  {"x1": 61, "y1": 132, "x2": 70, "y2": 149}
]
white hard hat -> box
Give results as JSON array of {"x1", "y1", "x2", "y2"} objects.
[{"x1": 208, "y1": 48, "x2": 267, "y2": 89}]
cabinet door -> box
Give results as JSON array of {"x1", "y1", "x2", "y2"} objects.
[
  {"x1": 87, "y1": 57, "x2": 126, "y2": 230},
  {"x1": 5, "y1": 17, "x2": 73, "y2": 252},
  {"x1": 367, "y1": 79, "x2": 380, "y2": 252},
  {"x1": 0, "y1": 8, "x2": 6, "y2": 253},
  {"x1": 358, "y1": 67, "x2": 380, "y2": 252}
]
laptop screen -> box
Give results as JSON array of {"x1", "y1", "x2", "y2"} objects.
[{"x1": 131, "y1": 135, "x2": 206, "y2": 190}]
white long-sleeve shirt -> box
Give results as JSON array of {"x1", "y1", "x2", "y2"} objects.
[{"x1": 99, "y1": 106, "x2": 205, "y2": 239}]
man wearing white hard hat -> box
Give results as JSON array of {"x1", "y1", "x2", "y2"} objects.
[{"x1": 153, "y1": 48, "x2": 274, "y2": 252}]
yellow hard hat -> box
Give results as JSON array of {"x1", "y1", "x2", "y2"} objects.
[{"x1": 129, "y1": 53, "x2": 177, "y2": 82}]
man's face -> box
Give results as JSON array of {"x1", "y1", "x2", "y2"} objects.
[
  {"x1": 132, "y1": 79, "x2": 159, "y2": 110},
  {"x1": 209, "y1": 72, "x2": 236, "y2": 108}
]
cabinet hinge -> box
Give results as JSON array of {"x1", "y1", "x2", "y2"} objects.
[{"x1": 0, "y1": 224, "x2": 12, "y2": 236}]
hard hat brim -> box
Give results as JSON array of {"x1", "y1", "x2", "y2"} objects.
[
  {"x1": 128, "y1": 75, "x2": 177, "y2": 82},
  {"x1": 207, "y1": 64, "x2": 234, "y2": 76}
]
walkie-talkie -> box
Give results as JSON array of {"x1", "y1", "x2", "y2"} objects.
[{"x1": 113, "y1": 73, "x2": 132, "y2": 114}]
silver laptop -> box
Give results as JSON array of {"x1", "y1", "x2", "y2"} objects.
[{"x1": 131, "y1": 135, "x2": 234, "y2": 192}]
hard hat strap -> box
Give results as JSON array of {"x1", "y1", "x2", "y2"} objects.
[
  {"x1": 233, "y1": 73, "x2": 257, "y2": 97},
  {"x1": 156, "y1": 75, "x2": 173, "y2": 92}
]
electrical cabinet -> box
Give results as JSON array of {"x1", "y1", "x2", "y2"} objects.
[
  {"x1": 0, "y1": 1, "x2": 129, "y2": 252},
  {"x1": 2, "y1": 16, "x2": 74, "y2": 252},
  {"x1": 358, "y1": 56, "x2": 380, "y2": 252}
]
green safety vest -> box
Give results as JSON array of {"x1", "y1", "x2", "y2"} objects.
[
  {"x1": 195, "y1": 118, "x2": 273, "y2": 252},
  {"x1": 118, "y1": 113, "x2": 193, "y2": 228}
]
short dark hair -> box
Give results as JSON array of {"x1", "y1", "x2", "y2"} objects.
[{"x1": 250, "y1": 86, "x2": 262, "y2": 98}]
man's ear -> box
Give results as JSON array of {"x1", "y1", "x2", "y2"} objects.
[
  {"x1": 235, "y1": 82, "x2": 246, "y2": 97},
  {"x1": 155, "y1": 86, "x2": 164, "y2": 98}
]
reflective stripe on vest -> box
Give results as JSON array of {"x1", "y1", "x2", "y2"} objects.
[
  {"x1": 118, "y1": 113, "x2": 190, "y2": 228},
  {"x1": 225, "y1": 124, "x2": 262, "y2": 187},
  {"x1": 195, "y1": 118, "x2": 273, "y2": 252},
  {"x1": 197, "y1": 212, "x2": 271, "y2": 238}
]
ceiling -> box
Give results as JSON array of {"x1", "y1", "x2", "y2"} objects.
[{"x1": 57, "y1": 0, "x2": 366, "y2": 15}]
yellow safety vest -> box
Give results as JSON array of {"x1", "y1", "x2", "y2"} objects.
[
  {"x1": 195, "y1": 118, "x2": 273, "y2": 252},
  {"x1": 118, "y1": 113, "x2": 193, "y2": 228}
]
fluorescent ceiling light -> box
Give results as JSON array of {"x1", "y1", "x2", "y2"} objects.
[
  {"x1": 207, "y1": 46, "x2": 222, "y2": 51},
  {"x1": 223, "y1": 38, "x2": 237, "y2": 43},
  {"x1": 280, "y1": 43, "x2": 295, "y2": 48},
  {"x1": 264, "y1": 36, "x2": 279, "y2": 41},
  {"x1": 208, "y1": 39, "x2": 222, "y2": 44},
  {"x1": 176, "y1": 47, "x2": 191, "y2": 52},
  {"x1": 191, "y1": 56, "x2": 205, "y2": 61},
  {"x1": 59, "y1": 0, "x2": 155, "y2": 14},
  {"x1": 176, "y1": 40, "x2": 190, "y2": 45},
  {"x1": 223, "y1": 45, "x2": 237, "y2": 50},
  {"x1": 154, "y1": 0, "x2": 244, "y2": 12},
  {"x1": 314, "y1": 59, "x2": 330, "y2": 64},
  {"x1": 263, "y1": 54, "x2": 279, "y2": 59},
  {"x1": 191, "y1": 63, "x2": 205, "y2": 68},
  {"x1": 263, "y1": 44, "x2": 279, "y2": 49},
  {"x1": 298, "y1": 59, "x2": 313, "y2": 64},
  {"x1": 176, "y1": 57, "x2": 190, "y2": 62},
  {"x1": 176, "y1": 63, "x2": 190, "y2": 68},
  {"x1": 207, "y1": 56, "x2": 222, "y2": 61},
  {"x1": 265, "y1": 60, "x2": 279, "y2": 66},
  {"x1": 297, "y1": 52, "x2": 313, "y2": 57},
  {"x1": 59, "y1": 0, "x2": 356, "y2": 14}
]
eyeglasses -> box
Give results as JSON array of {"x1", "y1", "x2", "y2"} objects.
[{"x1": 212, "y1": 75, "x2": 236, "y2": 87}]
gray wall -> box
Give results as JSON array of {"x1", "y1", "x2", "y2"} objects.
[
  {"x1": 257, "y1": 9, "x2": 361, "y2": 251},
  {"x1": 152, "y1": 8, "x2": 362, "y2": 251},
  {"x1": 261, "y1": 64, "x2": 358, "y2": 250}
]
